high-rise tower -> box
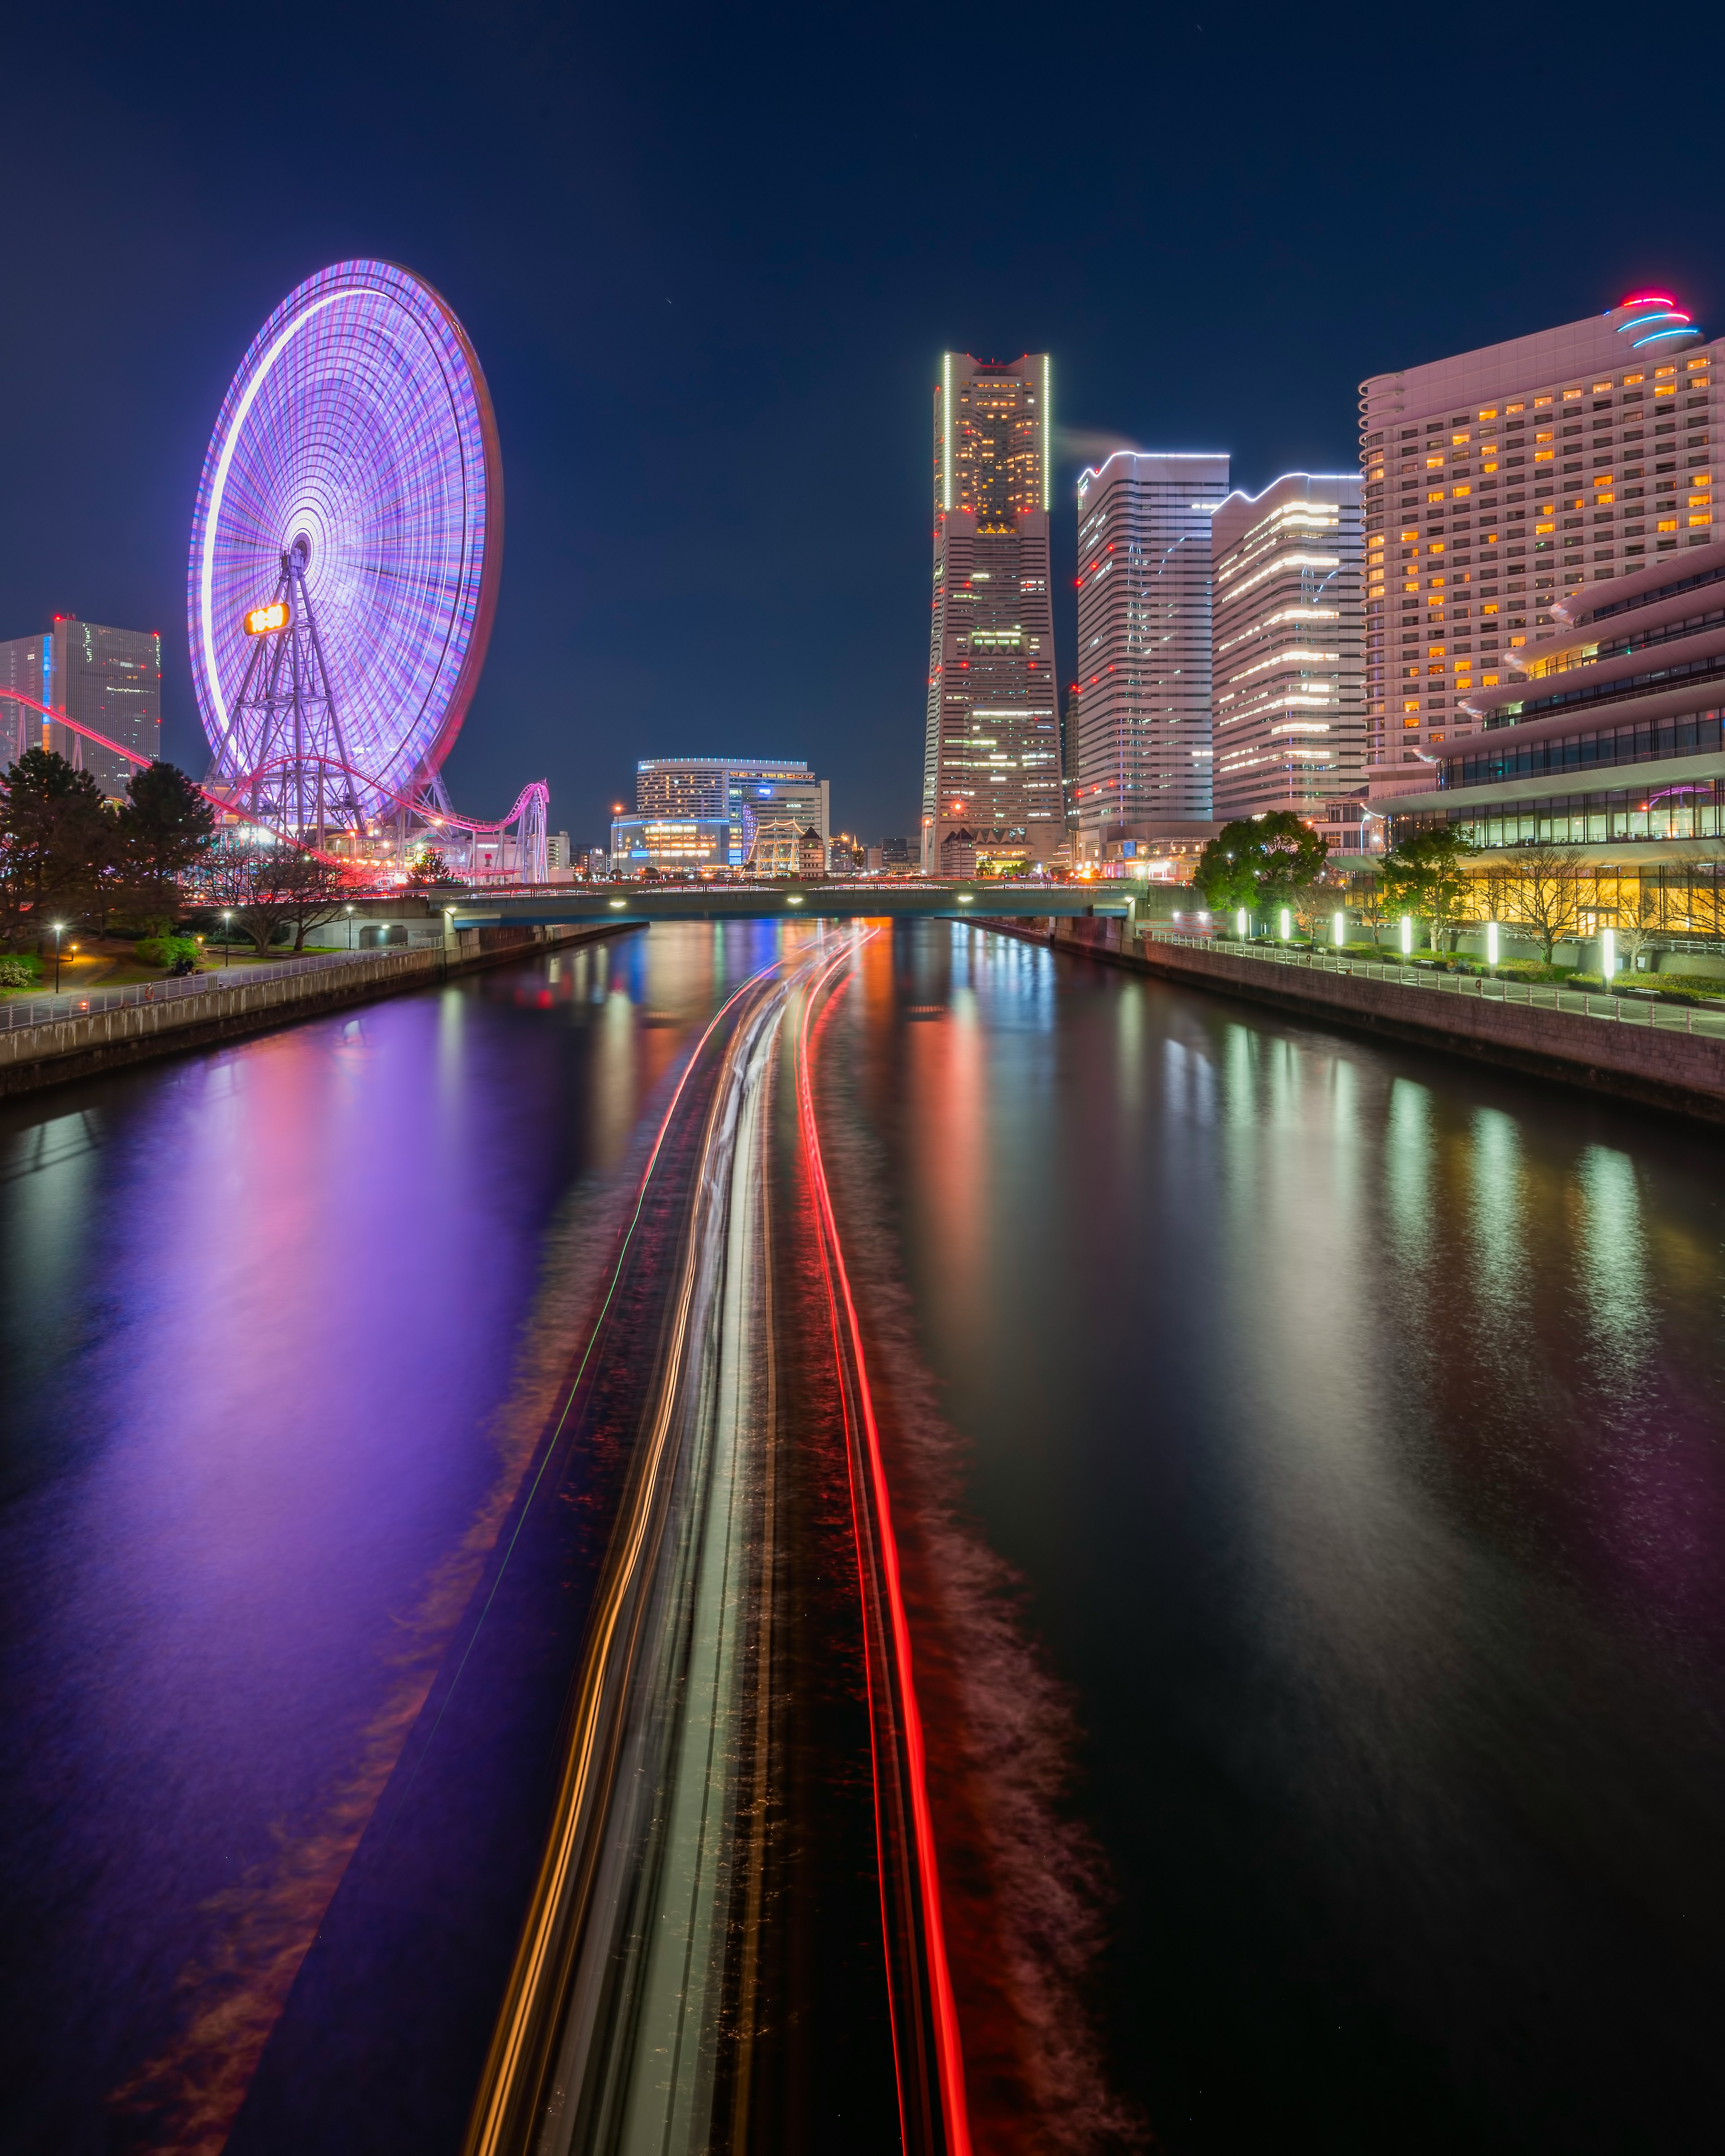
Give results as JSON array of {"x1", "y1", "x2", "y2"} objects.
[
  {"x1": 1070, "y1": 452, "x2": 1229, "y2": 859},
  {"x1": 922, "y1": 353, "x2": 1061, "y2": 873},
  {"x1": 0, "y1": 615, "x2": 161, "y2": 798},
  {"x1": 1211, "y1": 473, "x2": 1365, "y2": 820}
]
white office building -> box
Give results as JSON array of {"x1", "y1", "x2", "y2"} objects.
[
  {"x1": 1070, "y1": 452, "x2": 1229, "y2": 857},
  {"x1": 1211, "y1": 473, "x2": 1365, "y2": 821}
]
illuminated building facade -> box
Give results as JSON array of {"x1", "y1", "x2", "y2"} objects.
[
  {"x1": 1211, "y1": 474, "x2": 1364, "y2": 820},
  {"x1": 1359, "y1": 293, "x2": 1719, "y2": 786},
  {"x1": 1070, "y1": 452, "x2": 1229, "y2": 858},
  {"x1": 0, "y1": 615, "x2": 161, "y2": 798},
  {"x1": 1391, "y1": 535, "x2": 1725, "y2": 870},
  {"x1": 634, "y1": 755, "x2": 827, "y2": 865},
  {"x1": 608, "y1": 814, "x2": 730, "y2": 875},
  {"x1": 922, "y1": 353, "x2": 1061, "y2": 871}
]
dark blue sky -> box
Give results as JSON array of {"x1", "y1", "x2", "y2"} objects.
[{"x1": 3, "y1": 0, "x2": 1717, "y2": 847}]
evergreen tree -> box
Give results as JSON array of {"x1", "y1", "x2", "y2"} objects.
[{"x1": 0, "y1": 748, "x2": 114, "y2": 946}]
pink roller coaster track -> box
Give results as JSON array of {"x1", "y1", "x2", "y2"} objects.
[{"x1": 0, "y1": 687, "x2": 548, "y2": 876}]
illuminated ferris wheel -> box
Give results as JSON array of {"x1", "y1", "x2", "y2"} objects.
[{"x1": 187, "y1": 259, "x2": 515, "y2": 857}]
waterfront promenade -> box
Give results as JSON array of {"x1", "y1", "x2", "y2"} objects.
[{"x1": 986, "y1": 917, "x2": 1725, "y2": 1122}]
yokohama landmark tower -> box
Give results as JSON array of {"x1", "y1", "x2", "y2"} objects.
[{"x1": 921, "y1": 353, "x2": 1061, "y2": 873}]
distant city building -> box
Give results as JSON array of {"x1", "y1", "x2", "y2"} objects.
[
  {"x1": 546, "y1": 830, "x2": 571, "y2": 870},
  {"x1": 748, "y1": 820, "x2": 823, "y2": 878},
  {"x1": 0, "y1": 614, "x2": 161, "y2": 798},
  {"x1": 1211, "y1": 474, "x2": 1365, "y2": 821},
  {"x1": 1070, "y1": 452, "x2": 1230, "y2": 862},
  {"x1": 585, "y1": 846, "x2": 609, "y2": 879},
  {"x1": 878, "y1": 835, "x2": 919, "y2": 871},
  {"x1": 609, "y1": 813, "x2": 730, "y2": 875},
  {"x1": 635, "y1": 756, "x2": 828, "y2": 865},
  {"x1": 922, "y1": 353, "x2": 1061, "y2": 872},
  {"x1": 827, "y1": 833, "x2": 862, "y2": 875},
  {"x1": 1358, "y1": 292, "x2": 1719, "y2": 787}
]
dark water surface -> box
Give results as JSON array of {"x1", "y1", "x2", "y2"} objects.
[
  {"x1": 3, "y1": 920, "x2": 1724, "y2": 2152},
  {"x1": 834, "y1": 924, "x2": 1725, "y2": 2153}
]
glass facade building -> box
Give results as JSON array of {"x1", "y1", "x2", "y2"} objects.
[
  {"x1": 0, "y1": 615, "x2": 161, "y2": 798},
  {"x1": 1211, "y1": 473, "x2": 1365, "y2": 820},
  {"x1": 634, "y1": 756, "x2": 827, "y2": 866},
  {"x1": 1070, "y1": 452, "x2": 1229, "y2": 857},
  {"x1": 922, "y1": 353, "x2": 1061, "y2": 872}
]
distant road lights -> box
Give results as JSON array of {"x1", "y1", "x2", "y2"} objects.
[
  {"x1": 1279, "y1": 907, "x2": 1291, "y2": 942},
  {"x1": 1332, "y1": 910, "x2": 1345, "y2": 950},
  {"x1": 1400, "y1": 915, "x2": 1413, "y2": 958},
  {"x1": 1603, "y1": 926, "x2": 1618, "y2": 981},
  {"x1": 1486, "y1": 920, "x2": 1500, "y2": 969}
]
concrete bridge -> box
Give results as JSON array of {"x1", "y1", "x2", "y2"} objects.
[{"x1": 442, "y1": 879, "x2": 1137, "y2": 932}]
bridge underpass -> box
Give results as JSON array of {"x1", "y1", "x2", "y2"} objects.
[{"x1": 442, "y1": 881, "x2": 1137, "y2": 933}]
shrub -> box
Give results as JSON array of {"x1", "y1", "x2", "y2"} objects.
[
  {"x1": 135, "y1": 935, "x2": 201, "y2": 970},
  {"x1": 0, "y1": 957, "x2": 36, "y2": 991}
]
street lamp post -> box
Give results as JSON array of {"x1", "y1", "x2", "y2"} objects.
[
  {"x1": 52, "y1": 921, "x2": 66, "y2": 991},
  {"x1": 345, "y1": 904, "x2": 355, "y2": 950},
  {"x1": 221, "y1": 910, "x2": 233, "y2": 967}
]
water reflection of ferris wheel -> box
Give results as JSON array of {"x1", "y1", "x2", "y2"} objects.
[{"x1": 188, "y1": 259, "x2": 547, "y2": 881}]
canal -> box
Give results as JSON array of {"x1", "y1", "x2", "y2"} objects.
[{"x1": 2, "y1": 921, "x2": 1722, "y2": 2152}]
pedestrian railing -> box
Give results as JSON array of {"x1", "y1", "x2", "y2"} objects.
[
  {"x1": 1145, "y1": 932, "x2": 1725, "y2": 1040},
  {"x1": 0, "y1": 944, "x2": 439, "y2": 1033}
]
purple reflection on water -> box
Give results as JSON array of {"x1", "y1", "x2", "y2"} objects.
[{"x1": 0, "y1": 937, "x2": 780, "y2": 2153}]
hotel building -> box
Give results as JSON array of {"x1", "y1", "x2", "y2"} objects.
[
  {"x1": 1211, "y1": 473, "x2": 1365, "y2": 821},
  {"x1": 921, "y1": 353, "x2": 1062, "y2": 872},
  {"x1": 1070, "y1": 452, "x2": 1230, "y2": 860},
  {"x1": 1389, "y1": 537, "x2": 1725, "y2": 879},
  {"x1": 0, "y1": 615, "x2": 161, "y2": 798},
  {"x1": 1359, "y1": 293, "x2": 1718, "y2": 787}
]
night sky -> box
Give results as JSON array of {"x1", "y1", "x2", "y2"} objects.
[{"x1": 3, "y1": 1, "x2": 1718, "y2": 850}]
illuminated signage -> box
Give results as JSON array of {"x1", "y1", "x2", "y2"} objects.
[{"x1": 242, "y1": 600, "x2": 290, "y2": 636}]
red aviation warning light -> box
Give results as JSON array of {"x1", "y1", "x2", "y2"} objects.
[{"x1": 242, "y1": 599, "x2": 290, "y2": 636}]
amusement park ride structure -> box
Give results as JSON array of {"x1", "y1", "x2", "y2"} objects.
[{"x1": 182, "y1": 259, "x2": 548, "y2": 885}]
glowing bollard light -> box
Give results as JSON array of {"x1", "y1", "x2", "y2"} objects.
[
  {"x1": 1236, "y1": 907, "x2": 1248, "y2": 941},
  {"x1": 1332, "y1": 910, "x2": 1345, "y2": 950},
  {"x1": 1400, "y1": 915, "x2": 1413, "y2": 958},
  {"x1": 1486, "y1": 920, "x2": 1499, "y2": 968},
  {"x1": 1603, "y1": 926, "x2": 1617, "y2": 981},
  {"x1": 1279, "y1": 907, "x2": 1291, "y2": 942}
]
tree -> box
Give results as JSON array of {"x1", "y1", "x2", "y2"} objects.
[
  {"x1": 276, "y1": 847, "x2": 356, "y2": 950},
  {"x1": 1350, "y1": 867, "x2": 1389, "y2": 950},
  {"x1": 1194, "y1": 812, "x2": 1328, "y2": 922},
  {"x1": 195, "y1": 843, "x2": 303, "y2": 959},
  {"x1": 1615, "y1": 876, "x2": 1663, "y2": 976},
  {"x1": 1379, "y1": 824, "x2": 1479, "y2": 953},
  {"x1": 0, "y1": 747, "x2": 115, "y2": 947},
  {"x1": 408, "y1": 847, "x2": 458, "y2": 888},
  {"x1": 115, "y1": 761, "x2": 217, "y2": 917},
  {"x1": 1501, "y1": 842, "x2": 1588, "y2": 963}
]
